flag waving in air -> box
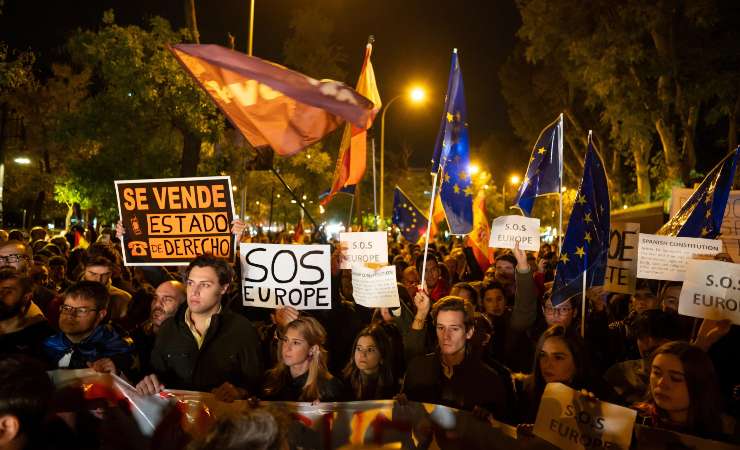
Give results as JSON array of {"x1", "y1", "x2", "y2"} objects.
[
  {"x1": 431, "y1": 49, "x2": 473, "y2": 235},
  {"x1": 322, "y1": 42, "x2": 382, "y2": 206},
  {"x1": 551, "y1": 133, "x2": 610, "y2": 306},
  {"x1": 512, "y1": 115, "x2": 563, "y2": 216},
  {"x1": 169, "y1": 44, "x2": 375, "y2": 157},
  {"x1": 467, "y1": 190, "x2": 493, "y2": 271},
  {"x1": 658, "y1": 146, "x2": 740, "y2": 239},
  {"x1": 392, "y1": 187, "x2": 428, "y2": 243}
]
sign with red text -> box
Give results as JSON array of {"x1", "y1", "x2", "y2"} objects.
[
  {"x1": 240, "y1": 243, "x2": 331, "y2": 310},
  {"x1": 678, "y1": 259, "x2": 740, "y2": 325},
  {"x1": 339, "y1": 231, "x2": 388, "y2": 269},
  {"x1": 489, "y1": 215, "x2": 541, "y2": 252},
  {"x1": 636, "y1": 234, "x2": 723, "y2": 281},
  {"x1": 534, "y1": 382, "x2": 636, "y2": 450},
  {"x1": 605, "y1": 223, "x2": 640, "y2": 294},
  {"x1": 115, "y1": 177, "x2": 235, "y2": 266}
]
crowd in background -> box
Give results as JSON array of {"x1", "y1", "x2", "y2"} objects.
[{"x1": 0, "y1": 222, "x2": 738, "y2": 450}]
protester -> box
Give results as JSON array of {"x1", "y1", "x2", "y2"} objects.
[
  {"x1": 0, "y1": 240, "x2": 57, "y2": 313},
  {"x1": 414, "y1": 251, "x2": 450, "y2": 302},
  {"x1": 186, "y1": 406, "x2": 290, "y2": 450},
  {"x1": 137, "y1": 254, "x2": 262, "y2": 400},
  {"x1": 342, "y1": 324, "x2": 398, "y2": 400},
  {"x1": 81, "y1": 256, "x2": 131, "y2": 321},
  {"x1": 0, "y1": 268, "x2": 54, "y2": 357},
  {"x1": 42, "y1": 281, "x2": 132, "y2": 373},
  {"x1": 262, "y1": 316, "x2": 344, "y2": 402}
]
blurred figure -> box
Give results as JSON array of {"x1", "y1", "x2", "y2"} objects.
[{"x1": 0, "y1": 268, "x2": 54, "y2": 357}]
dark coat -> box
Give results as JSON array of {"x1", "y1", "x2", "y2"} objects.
[{"x1": 150, "y1": 303, "x2": 263, "y2": 393}]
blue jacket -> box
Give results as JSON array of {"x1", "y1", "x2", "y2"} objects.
[{"x1": 43, "y1": 324, "x2": 133, "y2": 371}]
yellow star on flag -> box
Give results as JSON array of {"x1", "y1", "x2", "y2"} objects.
[
  {"x1": 584, "y1": 213, "x2": 593, "y2": 223},
  {"x1": 453, "y1": 184, "x2": 460, "y2": 194},
  {"x1": 446, "y1": 112, "x2": 453, "y2": 122},
  {"x1": 464, "y1": 185, "x2": 474, "y2": 197},
  {"x1": 576, "y1": 194, "x2": 587, "y2": 205},
  {"x1": 444, "y1": 173, "x2": 451, "y2": 183},
  {"x1": 530, "y1": 155, "x2": 536, "y2": 162},
  {"x1": 701, "y1": 226, "x2": 710, "y2": 237},
  {"x1": 458, "y1": 171, "x2": 468, "y2": 181},
  {"x1": 575, "y1": 246, "x2": 586, "y2": 258},
  {"x1": 537, "y1": 147, "x2": 547, "y2": 155},
  {"x1": 560, "y1": 253, "x2": 570, "y2": 264},
  {"x1": 584, "y1": 232, "x2": 592, "y2": 243},
  {"x1": 402, "y1": 203, "x2": 408, "y2": 208},
  {"x1": 705, "y1": 210, "x2": 712, "y2": 219}
]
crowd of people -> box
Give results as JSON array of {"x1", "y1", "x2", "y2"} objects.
[{"x1": 0, "y1": 222, "x2": 738, "y2": 449}]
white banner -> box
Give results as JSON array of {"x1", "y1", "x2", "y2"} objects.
[
  {"x1": 339, "y1": 231, "x2": 388, "y2": 269},
  {"x1": 489, "y1": 215, "x2": 541, "y2": 252},
  {"x1": 636, "y1": 234, "x2": 723, "y2": 281},
  {"x1": 670, "y1": 187, "x2": 740, "y2": 262},
  {"x1": 351, "y1": 266, "x2": 400, "y2": 308},
  {"x1": 678, "y1": 259, "x2": 740, "y2": 325},
  {"x1": 534, "y1": 382, "x2": 636, "y2": 450},
  {"x1": 240, "y1": 243, "x2": 331, "y2": 309}
]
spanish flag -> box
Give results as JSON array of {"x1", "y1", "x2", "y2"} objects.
[
  {"x1": 466, "y1": 190, "x2": 492, "y2": 271},
  {"x1": 427, "y1": 194, "x2": 446, "y2": 241},
  {"x1": 321, "y1": 43, "x2": 382, "y2": 206}
]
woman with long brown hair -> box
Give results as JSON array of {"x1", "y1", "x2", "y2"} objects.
[
  {"x1": 262, "y1": 316, "x2": 343, "y2": 403},
  {"x1": 342, "y1": 324, "x2": 398, "y2": 401}
]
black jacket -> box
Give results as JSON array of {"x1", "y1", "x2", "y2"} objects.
[{"x1": 150, "y1": 303, "x2": 263, "y2": 393}]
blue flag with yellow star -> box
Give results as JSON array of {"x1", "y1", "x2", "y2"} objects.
[
  {"x1": 657, "y1": 146, "x2": 740, "y2": 239},
  {"x1": 431, "y1": 49, "x2": 473, "y2": 234},
  {"x1": 513, "y1": 115, "x2": 563, "y2": 216},
  {"x1": 392, "y1": 186, "x2": 428, "y2": 243},
  {"x1": 551, "y1": 133, "x2": 610, "y2": 306}
]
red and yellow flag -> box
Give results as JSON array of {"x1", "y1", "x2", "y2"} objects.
[
  {"x1": 466, "y1": 190, "x2": 492, "y2": 271},
  {"x1": 427, "y1": 194, "x2": 446, "y2": 241},
  {"x1": 321, "y1": 43, "x2": 382, "y2": 206}
]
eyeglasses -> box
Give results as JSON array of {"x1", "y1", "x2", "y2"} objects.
[
  {"x1": 0, "y1": 254, "x2": 30, "y2": 264},
  {"x1": 543, "y1": 305, "x2": 573, "y2": 316},
  {"x1": 60, "y1": 305, "x2": 99, "y2": 316}
]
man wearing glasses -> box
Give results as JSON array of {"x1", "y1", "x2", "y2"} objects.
[
  {"x1": 0, "y1": 240, "x2": 57, "y2": 314},
  {"x1": 42, "y1": 281, "x2": 132, "y2": 373}
]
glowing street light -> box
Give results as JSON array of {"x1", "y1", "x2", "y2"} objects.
[
  {"x1": 14, "y1": 157, "x2": 31, "y2": 165},
  {"x1": 510, "y1": 174, "x2": 520, "y2": 185},
  {"x1": 468, "y1": 163, "x2": 480, "y2": 176},
  {"x1": 380, "y1": 85, "x2": 428, "y2": 224}
]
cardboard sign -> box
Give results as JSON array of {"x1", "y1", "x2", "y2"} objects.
[
  {"x1": 605, "y1": 223, "x2": 640, "y2": 294},
  {"x1": 339, "y1": 231, "x2": 388, "y2": 269},
  {"x1": 636, "y1": 233, "x2": 723, "y2": 281},
  {"x1": 240, "y1": 243, "x2": 331, "y2": 310},
  {"x1": 351, "y1": 266, "x2": 400, "y2": 308},
  {"x1": 114, "y1": 176, "x2": 234, "y2": 266},
  {"x1": 678, "y1": 259, "x2": 740, "y2": 325},
  {"x1": 489, "y1": 215, "x2": 541, "y2": 252},
  {"x1": 670, "y1": 187, "x2": 740, "y2": 262},
  {"x1": 534, "y1": 382, "x2": 636, "y2": 450}
]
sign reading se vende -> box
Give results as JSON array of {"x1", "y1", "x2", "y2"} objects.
[{"x1": 114, "y1": 177, "x2": 235, "y2": 266}]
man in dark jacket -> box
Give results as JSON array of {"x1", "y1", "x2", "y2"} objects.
[
  {"x1": 402, "y1": 295, "x2": 515, "y2": 423},
  {"x1": 136, "y1": 254, "x2": 262, "y2": 401},
  {"x1": 0, "y1": 268, "x2": 54, "y2": 357}
]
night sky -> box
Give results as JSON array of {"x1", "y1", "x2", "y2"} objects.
[{"x1": 0, "y1": 0, "x2": 522, "y2": 170}]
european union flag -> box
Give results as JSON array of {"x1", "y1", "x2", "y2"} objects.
[
  {"x1": 512, "y1": 115, "x2": 563, "y2": 216},
  {"x1": 431, "y1": 49, "x2": 473, "y2": 235},
  {"x1": 551, "y1": 133, "x2": 610, "y2": 306},
  {"x1": 658, "y1": 146, "x2": 740, "y2": 239},
  {"x1": 318, "y1": 184, "x2": 355, "y2": 200},
  {"x1": 392, "y1": 187, "x2": 427, "y2": 243}
]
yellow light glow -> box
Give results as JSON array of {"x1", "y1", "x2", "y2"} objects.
[
  {"x1": 561, "y1": 186, "x2": 567, "y2": 193},
  {"x1": 409, "y1": 86, "x2": 426, "y2": 103},
  {"x1": 510, "y1": 175, "x2": 520, "y2": 185},
  {"x1": 468, "y1": 163, "x2": 480, "y2": 176}
]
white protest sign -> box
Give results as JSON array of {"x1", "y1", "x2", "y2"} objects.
[
  {"x1": 534, "y1": 382, "x2": 636, "y2": 450},
  {"x1": 240, "y1": 243, "x2": 331, "y2": 310},
  {"x1": 678, "y1": 259, "x2": 740, "y2": 325},
  {"x1": 604, "y1": 223, "x2": 640, "y2": 294},
  {"x1": 489, "y1": 215, "x2": 541, "y2": 252},
  {"x1": 351, "y1": 266, "x2": 400, "y2": 308},
  {"x1": 671, "y1": 187, "x2": 740, "y2": 262},
  {"x1": 339, "y1": 231, "x2": 388, "y2": 269},
  {"x1": 636, "y1": 233, "x2": 723, "y2": 281}
]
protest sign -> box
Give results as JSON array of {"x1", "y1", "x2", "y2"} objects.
[
  {"x1": 240, "y1": 243, "x2": 331, "y2": 310},
  {"x1": 114, "y1": 176, "x2": 235, "y2": 266},
  {"x1": 534, "y1": 382, "x2": 636, "y2": 450},
  {"x1": 339, "y1": 231, "x2": 388, "y2": 269},
  {"x1": 678, "y1": 259, "x2": 740, "y2": 325},
  {"x1": 604, "y1": 223, "x2": 640, "y2": 294},
  {"x1": 489, "y1": 215, "x2": 541, "y2": 252},
  {"x1": 351, "y1": 265, "x2": 400, "y2": 308},
  {"x1": 671, "y1": 187, "x2": 740, "y2": 262},
  {"x1": 636, "y1": 233, "x2": 723, "y2": 281}
]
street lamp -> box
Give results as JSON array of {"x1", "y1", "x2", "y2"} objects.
[
  {"x1": 502, "y1": 174, "x2": 520, "y2": 211},
  {"x1": 13, "y1": 157, "x2": 31, "y2": 165},
  {"x1": 379, "y1": 85, "x2": 426, "y2": 225}
]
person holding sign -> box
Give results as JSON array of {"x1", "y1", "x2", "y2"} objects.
[
  {"x1": 262, "y1": 316, "x2": 344, "y2": 403},
  {"x1": 136, "y1": 254, "x2": 263, "y2": 401},
  {"x1": 634, "y1": 341, "x2": 730, "y2": 441}
]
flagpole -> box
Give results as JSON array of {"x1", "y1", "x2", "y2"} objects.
[
  {"x1": 371, "y1": 137, "x2": 379, "y2": 230},
  {"x1": 420, "y1": 169, "x2": 441, "y2": 292},
  {"x1": 347, "y1": 192, "x2": 355, "y2": 231},
  {"x1": 558, "y1": 113, "x2": 564, "y2": 253},
  {"x1": 581, "y1": 249, "x2": 587, "y2": 338}
]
